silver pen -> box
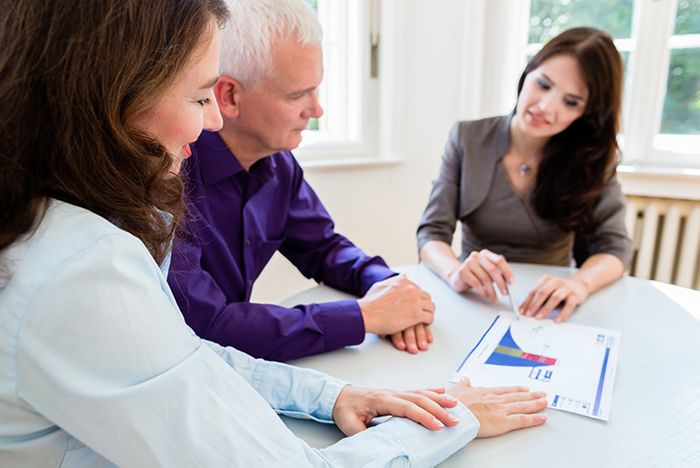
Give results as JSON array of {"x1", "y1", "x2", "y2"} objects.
[{"x1": 505, "y1": 284, "x2": 520, "y2": 320}]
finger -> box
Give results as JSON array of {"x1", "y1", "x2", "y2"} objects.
[
  {"x1": 424, "y1": 324, "x2": 434, "y2": 343},
  {"x1": 384, "y1": 397, "x2": 453, "y2": 430},
  {"x1": 419, "y1": 290, "x2": 433, "y2": 302},
  {"x1": 415, "y1": 324, "x2": 428, "y2": 351},
  {"x1": 421, "y1": 387, "x2": 446, "y2": 394},
  {"x1": 479, "y1": 255, "x2": 508, "y2": 296},
  {"x1": 554, "y1": 296, "x2": 578, "y2": 323},
  {"x1": 481, "y1": 385, "x2": 530, "y2": 395},
  {"x1": 403, "y1": 327, "x2": 418, "y2": 354},
  {"x1": 519, "y1": 289, "x2": 536, "y2": 315},
  {"x1": 505, "y1": 411, "x2": 548, "y2": 432},
  {"x1": 460, "y1": 268, "x2": 487, "y2": 298},
  {"x1": 521, "y1": 276, "x2": 549, "y2": 315},
  {"x1": 494, "y1": 391, "x2": 546, "y2": 404},
  {"x1": 397, "y1": 393, "x2": 461, "y2": 428},
  {"x1": 484, "y1": 251, "x2": 515, "y2": 284},
  {"x1": 390, "y1": 332, "x2": 406, "y2": 351},
  {"x1": 467, "y1": 263, "x2": 497, "y2": 301},
  {"x1": 535, "y1": 286, "x2": 568, "y2": 319},
  {"x1": 524, "y1": 278, "x2": 556, "y2": 316},
  {"x1": 503, "y1": 397, "x2": 549, "y2": 416},
  {"x1": 411, "y1": 389, "x2": 459, "y2": 409}
]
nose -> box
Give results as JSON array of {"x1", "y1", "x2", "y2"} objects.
[
  {"x1": 302, "y1": 91, "x2": 324, "y2": 119},
  {"x1": 537, "y1": 90, "x2": 557, "y2": 114},
  {"x1": 204, "y1": 95, "x2": 224, "y2": 132}
]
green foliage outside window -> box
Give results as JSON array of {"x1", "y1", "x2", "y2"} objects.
[
  {"x1": 529, "y1": 0, "x2": 633, "y2": 43},
  {"x1": 661, "y1": 48, "x2": 700, "y2": 134},
  {"x1": 304, "y1": 0, "x2": 317, "y2": 12},
  {"x1": 674, "y1": 0, "x2": 700, "y2": 34}
]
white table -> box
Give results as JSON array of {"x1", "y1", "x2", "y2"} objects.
[{"x1": 279, "y1": 263, "x2": 700, "y2": 467}]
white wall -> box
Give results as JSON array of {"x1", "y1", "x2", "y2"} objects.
[{"x1": 252, "y1": 0, "x2": 471, "y2": 303}]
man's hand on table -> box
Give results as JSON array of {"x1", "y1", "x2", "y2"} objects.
[{"x1": 358, "y1": 274, "x2": 436, "y2": 353}]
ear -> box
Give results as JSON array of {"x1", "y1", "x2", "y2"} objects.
[{"x1": 214, "y1": 75, "x2": 243, "y2": 119}]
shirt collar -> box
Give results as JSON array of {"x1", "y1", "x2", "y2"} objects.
[
  {"x1": 195, "y1": 130, "x2": 246, "y2": 186},
  {"x1": 194, "y1": 130, "x2": 280, "y2": 187}
]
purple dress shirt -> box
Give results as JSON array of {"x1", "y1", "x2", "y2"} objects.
[{"x1": 168, "y1": 131, "x2": 395, "y2": 361}]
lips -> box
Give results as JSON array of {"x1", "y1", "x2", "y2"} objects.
[
  {"x1": 183, "y1": 144, "x2": 192, "y2": 157},
  {"x1": 527, "y1": 111, "x2": 549, "y2": 126}
]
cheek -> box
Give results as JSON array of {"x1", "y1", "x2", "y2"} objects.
[{"x1": 560, "y1": 108, "x2": 585, "y2": 127}]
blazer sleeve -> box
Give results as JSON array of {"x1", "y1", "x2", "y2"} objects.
[{"x1": 581, "y1": 176, "x2": 634, "y2": 268}]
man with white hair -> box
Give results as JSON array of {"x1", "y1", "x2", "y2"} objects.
[{"x1": 168, "y1": 0, "x2": 436, "y2": 361}]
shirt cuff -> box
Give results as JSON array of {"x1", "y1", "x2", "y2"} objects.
[
  {"x1": 316, "y1": 300, "x2": 366, "y2": 352},
  {"x1": 387, "y1": 401, "x2": 480, "y2": 466},
  {"x1": 358, "y1": 263, "x2": 397, "y2": 296}
]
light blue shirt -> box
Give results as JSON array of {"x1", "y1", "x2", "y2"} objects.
[{"x1": 0, "y1": 200, "x2": 479, "y2": 467}]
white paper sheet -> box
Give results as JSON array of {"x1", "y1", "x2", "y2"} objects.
[{"x1": 451, "y1": 314, "x2": 621, "y2": 421}]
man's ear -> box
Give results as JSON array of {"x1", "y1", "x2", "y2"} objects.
[{"x1": 214, "y1": 76, "x2": 242, "y2": 118}]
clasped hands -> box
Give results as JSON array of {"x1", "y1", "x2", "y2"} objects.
[
  {"x1": 447, "y1": 249, "x2": 590, "y2": 322},
  {"x1": 332, "y1": 379, "x2": 547, "y2": 438},
  {"x1": 358, "y1": 274, "x2": 437, "y2": 354}
]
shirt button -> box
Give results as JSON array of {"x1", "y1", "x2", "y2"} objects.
[{"x1": 244, "y1": 238, "x2": 251, "y2": 246}]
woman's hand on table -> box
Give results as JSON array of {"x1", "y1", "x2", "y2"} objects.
[
  {"x1": 446, "y1": 379, "x2": 548, "y2": 437},
  {"x1": 447, "y1": 249, "x2": 514, "y2": 303},
  {"x1": 332, "y1": 385, "x2": 460, "y2": 436},
  {"x1": 520, "y1": 275, "x2": 590, "y2": 322}
]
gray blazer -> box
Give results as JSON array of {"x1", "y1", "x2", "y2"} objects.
[{"x1": 417, "y1": 115, "x2": 633, "y2": 267}]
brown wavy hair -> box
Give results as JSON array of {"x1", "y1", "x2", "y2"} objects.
[
  {"x1": 518, "y1": 27, "x2": 624, "y2": 233},
  {"x1": 0, "y1": 0, "x2": 229, "y2": 265}
]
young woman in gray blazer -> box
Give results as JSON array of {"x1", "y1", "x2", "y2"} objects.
[{"x1": 418, "y1": 27, "x2": 632, "y2": 323}]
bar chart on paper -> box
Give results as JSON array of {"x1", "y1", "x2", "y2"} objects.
[{"x1": 452, "y1": 315, "x2": 621, "y2": 421}]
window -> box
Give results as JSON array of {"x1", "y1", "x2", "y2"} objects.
[
  {"x1": 527, "y1": 0, "x2": 700, "y2": 167},
  {"x1": 297, "y1": 0, "x2": 373, "y2": 161}
]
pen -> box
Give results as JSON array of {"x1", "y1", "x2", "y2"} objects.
[{"x1": 505, "y1": 284, "x2": 520, "y2": 320}]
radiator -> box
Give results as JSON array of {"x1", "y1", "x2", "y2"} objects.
[{"x1": 625, "y1": 195, "x2": 700, "y2": 289}]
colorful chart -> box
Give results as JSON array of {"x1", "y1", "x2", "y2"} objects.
[{"x1": 484, "y1": 326, "x2": 557, "y2": 367}]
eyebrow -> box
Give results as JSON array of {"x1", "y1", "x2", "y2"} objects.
[
  {"x1": 541, "y1": 73, "x2": 585, "y2": 101},
  {"x1": 287, "y1": 85, "x2": 317, "y2": 96},
  {"x1": 200, "y1": 76, "x2": 219, "y2": 89}
]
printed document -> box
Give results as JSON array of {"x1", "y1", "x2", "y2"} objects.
[{"x1": 452, "y1": 314, "x2": 620, "y2": 421}]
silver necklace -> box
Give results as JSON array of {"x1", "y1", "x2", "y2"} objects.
[{"x1": 518, "y1": 163, "x2": 531, "y2": 176}]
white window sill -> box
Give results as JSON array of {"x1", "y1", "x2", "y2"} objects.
[
  {"x1": 618, "y1": 164, "x2": 700, "y2": 200},
  {"x1": 299, "y1": 156, "x2": 404, "y2": 171}
]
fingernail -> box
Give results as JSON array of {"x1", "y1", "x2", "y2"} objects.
[
  {"x1": 434, "y1": 419, "x2": 445, "y2": 428},
  {"x1": 448, "y1": 414, "x2": 460, "y2": 424}
]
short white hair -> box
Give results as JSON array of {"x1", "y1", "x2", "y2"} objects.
[{"x1": 220, "y1": 0, "x2": 322, "y2": 86}]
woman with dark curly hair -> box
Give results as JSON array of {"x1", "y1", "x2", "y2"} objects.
[{"x1": 418, "y1": 27, "x2": 632, "y2": 323}]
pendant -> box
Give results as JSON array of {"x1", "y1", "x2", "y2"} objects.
[{"x1": 518, "y1": 163, "x2": 530, "y2": 176}]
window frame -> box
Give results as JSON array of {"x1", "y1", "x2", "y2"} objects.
[{"x1": 294, "y1": 0, "x2": 379, "y2": 162}]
